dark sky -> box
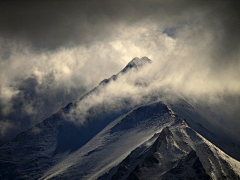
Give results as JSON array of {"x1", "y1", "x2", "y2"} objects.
[
  {"x1": 1, "y1": 0, "x2": 240, "y2": 61},
  {"x1": 0, "y1": 0, "x2": 240, "y2": 144}
]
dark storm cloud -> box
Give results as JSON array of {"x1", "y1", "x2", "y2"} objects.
[
  {"x1": 0, "y1": 74, "x2": 87, "y2": 143},
  {"x1": 1, "y1": 0, "x2": 239, "y2": 63},
  {"x1": 0, "y1": 0, "x2": 208, "y2": 49},
  {"x1": 201, "y1": 1, "x2": 240, "y2": 66}
]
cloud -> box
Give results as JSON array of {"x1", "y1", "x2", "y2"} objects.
[
  {"x1": 0, "y1": 0, "x2": 240, "y2": 143},
  {"x1": 0, "y1": 0, "x2": 216, "y2": 49}
]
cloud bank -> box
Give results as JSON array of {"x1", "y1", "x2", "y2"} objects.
[{"x1": 0, "y1": 0, "x2": 240, "y2": 144}]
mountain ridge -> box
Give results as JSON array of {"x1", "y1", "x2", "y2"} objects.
[
  {"x1": 0, "y1": 57, "x2": 239, "y2": 180},
  {"x1": 98, "y1": 116, "x2": 240, "y2": 180}
]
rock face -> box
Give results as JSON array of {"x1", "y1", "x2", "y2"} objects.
[
  {"x1": 0, "y1": 57, "x2": 240, "y2": 180},
  {"x1": 161, "y1": 150, "x2": 210, "y2": 180}
]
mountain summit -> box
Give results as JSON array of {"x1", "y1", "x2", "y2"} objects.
[
  {"x1": 99, "y1": 56, "x2": 152, "y2": 85},
  {"x1": 122, "y1": 56, "x2": 152, "y2": 73}
]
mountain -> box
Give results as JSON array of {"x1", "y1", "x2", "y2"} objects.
[{"x1": 0, "y1": 57, "x2": 239, "y2": 180}]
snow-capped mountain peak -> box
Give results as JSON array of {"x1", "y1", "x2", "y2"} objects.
[
  {"x1": 121, "y1": 56, "x2": 152, "y2": 73},
  {"x1": 99, "y1": 56, "x2": 152, "y2": 85}
]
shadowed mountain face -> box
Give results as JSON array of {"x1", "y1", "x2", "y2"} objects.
[{"x1": 0, "y1": 57, "x2": 240, "y2": 180}]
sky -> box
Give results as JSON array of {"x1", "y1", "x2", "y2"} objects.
[{"x1": 0, "y1": 0, "x2": 240, "y2": 145}]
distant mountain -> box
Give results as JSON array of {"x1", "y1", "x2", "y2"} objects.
[{"x1": 0, "y1": 57, "x2": 239, "y2": 180}]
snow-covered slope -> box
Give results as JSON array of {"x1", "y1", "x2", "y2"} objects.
[
  {"x1": 0, "y1": 57, "x2": 239, "y2": 180},
  {"x1": 99, "y1": 117, "x2": 240, "y2": 180},
  {"x1": 41, "y1": 102, "x2": 176, "y2": 179},
  {"x1": 165, "y1": 96, "x2": 240, "y2": 161}
]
